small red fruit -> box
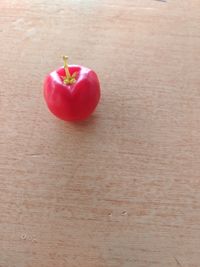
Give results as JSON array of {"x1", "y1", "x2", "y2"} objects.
[{"x1": 44, "y1": 56, "x2": 100, "y2": 121}]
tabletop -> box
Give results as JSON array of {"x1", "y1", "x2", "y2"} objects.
[{"x1": 1, "y1": 0, "x2": 200, "y2": 266}]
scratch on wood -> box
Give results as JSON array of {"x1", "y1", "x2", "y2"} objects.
[
  {"x1": 174, "y1": 256, "x2": 182, "y2": 267},
  {"x1": 27, "y1": 153, "x2": 43, "y2": 157}
]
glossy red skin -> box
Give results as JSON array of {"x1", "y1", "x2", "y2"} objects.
[{"x1": 44, "y1": 65, "x2": 100, "y2": 121}]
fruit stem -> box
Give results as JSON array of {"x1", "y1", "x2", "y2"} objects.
[
  {"x1": 62, "y1": 56, "x2": 77, "y2": 85},
  {"x1": 63, "y1": 56, "x2": 71, "y2": 79}
]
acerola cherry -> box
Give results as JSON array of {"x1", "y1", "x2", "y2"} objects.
[{"x1": 44, "y1": 56, "x2": 100, "y2": 121}]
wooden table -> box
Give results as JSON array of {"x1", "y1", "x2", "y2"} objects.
[{"x1": 1, "y1": 0, "x2": 200, "y2": 266}]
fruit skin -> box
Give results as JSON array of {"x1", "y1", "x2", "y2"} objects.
[{"x1": 44, "y1": 65, "x2": 100, "y2": 122}]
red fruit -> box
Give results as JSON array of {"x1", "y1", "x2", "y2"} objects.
[{"x1": 44, "y1": 56, "x2": 100, "y2": 122}]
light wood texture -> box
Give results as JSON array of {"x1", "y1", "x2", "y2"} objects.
[{"x1": 1, "y1": 0, "x2": 200, "y2": 266}]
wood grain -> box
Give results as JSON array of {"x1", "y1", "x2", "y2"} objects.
[{"x1": 1, "y1": 0, "x2": 200, "y2": 266}]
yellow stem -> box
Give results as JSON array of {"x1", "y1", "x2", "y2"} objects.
[
  {"x1": 63, "y1": 56, "x2": 70, "y2": 78},
  {"x1": 62, "y1": 56, "x2": 77, "y2": 85}
]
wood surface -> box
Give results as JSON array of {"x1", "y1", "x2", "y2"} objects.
[{"x1": 1, "y1": 0, "x2": 200, "y2": 266}]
